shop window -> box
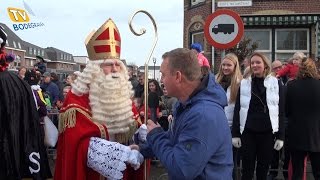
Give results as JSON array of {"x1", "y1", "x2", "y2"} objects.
[
  {"x1": 275, "y1": 29, "x2": 309, "y2": 61},
  {"x1": 244, "y1": 29, "x2": 272, "y2": 60}
]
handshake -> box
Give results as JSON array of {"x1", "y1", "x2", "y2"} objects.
[
  {"x1": 87, "y1": 137, "x2": 145, "y2": 180},
  {"x1": 86, "y1": 120, "x2": 160, "y2": 179}
]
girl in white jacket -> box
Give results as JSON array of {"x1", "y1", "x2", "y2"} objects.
[
  {"x1": 216, "y1": 53, "x2": 242, "y2": 179},
  {"x1": 216, "y1": 53, "x2": 242, "y2": 127},
  {"x1": 232, "y1": 52, "x2": 285, "y2": 180}
]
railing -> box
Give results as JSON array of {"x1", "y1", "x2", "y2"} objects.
[{"x1": 46, "y1": 109, "x2": 59, "y2": 160}]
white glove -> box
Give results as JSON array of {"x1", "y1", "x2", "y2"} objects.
[
  {"x1": 87, "y1": 137, "x2": 128, "y2": 179},
  {"x1": 127, "y1": 149, "x2": 144, "y2": 170},
  {"x1": 138, "y1": 124, "x2": 147, "y2": 142},
  {"x1": 274, "y1": 140, "x2": 284, "y2": 151},
  {"x1": 232, "y1": 137, "x2": 241, "y2": 148}
]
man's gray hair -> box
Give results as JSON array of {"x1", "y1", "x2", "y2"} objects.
[{"x1": 163, "y1": 48, "x2": 201, "y2": 81}]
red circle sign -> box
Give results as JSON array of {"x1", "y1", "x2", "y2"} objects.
[{"x1": 204, "y1": 9, "x2": 244, "y2": 49}]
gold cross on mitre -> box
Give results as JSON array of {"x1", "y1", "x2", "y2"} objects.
[{"x1": 85, "y1": 18, "x2": 121, "y2": 60}]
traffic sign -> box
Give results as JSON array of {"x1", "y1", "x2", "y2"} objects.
[{"x1": 204, "y1": 9, "x2": 244, "y2": 49}]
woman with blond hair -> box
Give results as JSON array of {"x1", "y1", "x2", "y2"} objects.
[
  {"x1": 216, "y1": 53, "x2": 242, "y2": 127},
  {"x1": 216, "y1": 53, "x2": 242, "y2": 179},
  {"x1": 286, "y1": 58, "x2": 320, "y2": 180},
  {"x1": 232, "y1": 52, "x2": 285, "y2": 180}
]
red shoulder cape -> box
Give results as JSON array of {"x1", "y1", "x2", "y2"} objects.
[{"x1": 54, "y1": 91, "x2": 109, "y2": 180}]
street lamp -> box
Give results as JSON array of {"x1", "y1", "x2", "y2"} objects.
[{"x1": 152, "y1": 57, "x2": 156, "y2": 79}]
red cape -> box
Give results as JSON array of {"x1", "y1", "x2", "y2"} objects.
[
  {"x1": 54, "y1": 91, "x2": 109, "y2": 180},
  {"x1": 55, "y1": 91, "x2": 149, "y2": 180}
]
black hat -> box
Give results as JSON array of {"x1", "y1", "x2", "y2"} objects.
[{"x1": 36, "y1": 55, "x2": 46, "y2": 62}]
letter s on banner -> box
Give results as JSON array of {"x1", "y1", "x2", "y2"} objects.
[{"x1": 29, "y1": 152, "x2": 41, "y2": 174}]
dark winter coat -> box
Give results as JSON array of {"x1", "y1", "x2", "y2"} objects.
[{"x1": 286, "y1": 78, "x2": 320, "y2": 152}]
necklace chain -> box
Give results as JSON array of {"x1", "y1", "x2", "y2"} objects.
[{"x1": 251, "y1": 92, "x2": 267, "y2": 113}]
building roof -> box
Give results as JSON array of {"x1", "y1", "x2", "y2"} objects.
[
  {"x1": 73, "y1": 56, "x2": 89, "y2": 64},
  {"x1": 0, "y1": 23, "x2": 75, "y2": 64},
  {"x1": 45, "y1": 47, "x2": 74, "y2": 63}
]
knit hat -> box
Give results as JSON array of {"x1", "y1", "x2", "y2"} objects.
[
  {"x1": 43, "y1": 72, "x2": 51, "y2": 77},
  {"x1": 190, "y1": 43, "x2": 202, "y2": 53}
]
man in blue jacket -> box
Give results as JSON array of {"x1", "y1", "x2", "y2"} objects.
[
  {"x1": 134, "y1": 48, "x2": 233, "y2": 179},
  {"x1": 40, "y1": 72, "x2": 59, "y2": 106}
]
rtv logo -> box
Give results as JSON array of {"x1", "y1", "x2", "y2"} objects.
[{"x1": 7, "y1": 7, "x2": 30, "y2": 23}]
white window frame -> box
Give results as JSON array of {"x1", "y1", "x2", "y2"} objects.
[
  {"x1": 275, "y1": 28, "x2": 309, "y2": 54},
  {"x1": 18, "y1": 42, "x2": 21, "y2": 49},
  {"x1": 29, "y1": 47, "x2": 32, "y2": 54},
  {"x1": 13, "y1": 41, "x2": 17, "y2": 48},
  {"x1": 244, "y1": 29, "x2": 272, "y2": 52},
  {"x1": 191, "y1": 31, "x2": 204, "y2": 43},
  {"x1": 244, "y1": 29, "x2": 272, "y2": 60},
  {"x1": 190, "y1": 0, "x2": 205, "y2": 7},
  {"x1": 191, "y1": 31, "x2": 205, "y2": 52}
]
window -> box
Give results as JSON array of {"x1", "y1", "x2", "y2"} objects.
[
  {"x1": 41, "y1": 50, "x2": 45, "y2": 56},
  {"x1": 37, "y1": 49, "x2": 41, "y2": 55},
  {"x1": 191, "y1": 31, "x2": 205, "y2": 52},
  {"x1": 18, "y1": 42, "x2": 21, "y2": 49},
  {"x1": 33, "y1": 48, "x2": 36, "y2": 55},
  {"x1": 6, "y1": 41, "x2": 9, "y2": 46},
  {"x1": 60, "y1": 53, "x2": 63, "y2": 59},
  {"x1": 275, "y1": 29, "x2": 309, "y2": 61},
  {"x1": 15, "y1": 55, "x2": 21, "y2": 67},
  {"x1": 190, "y1": 0, "x2": 205, "y2": 7},
  {"x1": 29, "y1": 47, "x2": 33, "y2": 55},
  {"x1": 13, "y1": 41, "x2": 17, "y2": 48},
  {"x1": 244, "y1": 29, "x2": 272, "y2": 60}
]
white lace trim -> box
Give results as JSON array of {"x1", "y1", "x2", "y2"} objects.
[{"x1": 87, "y1": 137, "x2": 130, "y2": 180}]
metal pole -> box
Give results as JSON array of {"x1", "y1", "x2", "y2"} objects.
[
  {"x1": 129, "y1": 10, "x2": 158, "y2": 180},
  {"x1": 211, "y1": 0, "x2": 215, "y2": 70},
  {"x1": 153, "y1": 57, "x2": 156, "y2": 79}
]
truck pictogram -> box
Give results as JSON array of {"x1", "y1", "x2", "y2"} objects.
[{"x1": 212, "y1": 24, "x2": 234, "y2": 34}]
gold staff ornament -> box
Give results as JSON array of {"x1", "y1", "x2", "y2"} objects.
[{"x1": 129, "y1": 10, "x2": 158, "y2": 180}]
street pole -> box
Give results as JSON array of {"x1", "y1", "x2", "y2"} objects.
[
  {"x1": 153, "y1": 57, "x2": 156, "y2": 79},
  {"x1": 211, "y1": 0, "x2": 215, "y2": 70}
]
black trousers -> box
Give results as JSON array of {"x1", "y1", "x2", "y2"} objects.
[
  {"x1": 291, "y1": 149, "x2": 320, "y2": 180},
  {"x1": 270, "y1": 149, "x2": 281, "y2": 177},
  {"x1": 241, "y1": 130, "x2": 274, "y2": 180}
]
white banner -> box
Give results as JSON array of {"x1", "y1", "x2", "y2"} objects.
[{"x1": 0, "y1": 0, "x2": 46, "y2": 32}]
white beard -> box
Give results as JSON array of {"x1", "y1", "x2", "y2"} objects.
[{"x1": 71, "y1": 60, "x2": 135, "y2": 142}]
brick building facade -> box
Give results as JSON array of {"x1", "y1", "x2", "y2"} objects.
[
  {"x1": 184, "y1": 0, "x2": 320, "y2": 72},
  {"x1": 1, "y1": 23, "x2": 76, "y2": 80}
]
